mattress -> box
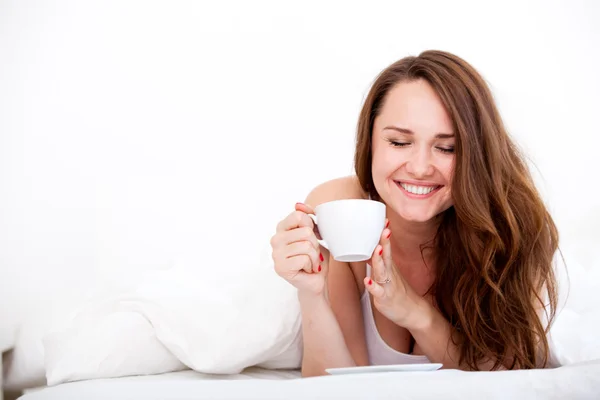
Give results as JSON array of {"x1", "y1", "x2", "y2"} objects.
[{"x1": 18, "y1": 361, "x2": 600, "y2": 400}]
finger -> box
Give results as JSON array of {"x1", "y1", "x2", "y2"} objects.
[
  {"x1": 294, "y1": 202, "x2": 315, "y2": 215},
  {"x1": 381, "y1": 227, "x2": 393, "y2": 273},
  {"x1": 291, "y1": 262, "x2": 324, "y2": 287},
  {"x1": 276, "y1": 210, "x2": 314, "y2": 233},
  {"x1": 371, "y1": 244, "x2": 388, "y2": 287},
  {"x1": 318, "y1": 249, "x2": 329, "y2": 274},
  {"x1": 278, "y1": 226, "x2": 319, "y2": 251},
  {"x1": 285, "y1": 241, "x2": 320, "y2": 273},
  {"x1": 274, "y1": 253, "x2": 310, "y2": 277},
  {"x1": 288, "y1": 254, "x2": 314, "y2": 274},
  {"x1": 364, "y1": 276, "x2": 385, "y2": 299},
  {"x1": 295, "y1": 202, "x2": 323, "y2": 240}
]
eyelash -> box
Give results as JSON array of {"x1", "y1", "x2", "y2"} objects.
[{"x1": 388, "y1": 141, "x2": 455, "y2": 154}]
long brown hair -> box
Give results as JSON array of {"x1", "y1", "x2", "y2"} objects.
[{"x1": 354, "y1": 50, "x2": 559, "y2": 370}]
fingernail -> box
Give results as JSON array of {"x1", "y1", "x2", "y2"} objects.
[
  {"x1": 296, "y1": 202, "x2": 304, "y2": 206},
  {"x1": 368, "y1": 279, "x2": 372, "y2": 285},
  {"x1": 379, "y1": 247, "x2": 383, "y2": 256},
  {"x1": 318, "y1": 265, "x2": 322, "y2": 272},
  {"x1": 319, "y1": 253, "x2": 324, "y2": 262},
  {"x1": 385, "y1": 219, "x2": 389, "y2": 228},
  {"x1": 386, "y1": 230, "x2": 391, "y2": 239}
]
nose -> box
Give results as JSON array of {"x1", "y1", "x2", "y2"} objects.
[{"x1": 405, "y1": 146, "x2": 435, "y2": 178}]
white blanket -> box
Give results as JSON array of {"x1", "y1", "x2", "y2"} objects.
[
  {"x1": 4, "y1": 245, "x2": 600, "y2": 387},
  {"x1": 40, "y1": 251, "x2": 303, "y2": 385}
]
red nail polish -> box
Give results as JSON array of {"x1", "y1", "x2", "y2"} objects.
[
  {"x1": 318, "y1": 265, "x2": 322, "y2": 272},
  {"x1": 385, "y1": 220, "x2": 389, "y2": 228},
  {"x1": 379, "y1": 248, "x2": 383, "y2": 256},
  {"x1": 386, "y1": 231, "x2": 391, "y2": 239},
  {"x1": 319, "y1": 253, "x2": 324, "y2": 262},
  {"x1": 368, "y1": 279, "x2": 372, "y2": 285}
]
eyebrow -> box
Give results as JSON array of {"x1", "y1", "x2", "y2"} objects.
[{"x1": 383, "y1": 125, "x2": 454, "y2": 139}]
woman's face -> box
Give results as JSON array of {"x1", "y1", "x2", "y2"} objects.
[{"x1": 371, "y1": 79, "x2": 455, "y2": 223}]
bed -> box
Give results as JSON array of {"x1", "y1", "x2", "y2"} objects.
[
  {"x1": 3, "y1": 247, "x2": 599, "y2": 400},
  {"x1": 16, "y1": 361, "x2": 600, "y2": 400}
]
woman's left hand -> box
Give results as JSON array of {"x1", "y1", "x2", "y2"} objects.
[{"x1": 364, "y1": 225, "x2": 432, "y2": 331}]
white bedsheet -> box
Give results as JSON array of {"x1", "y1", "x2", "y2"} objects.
[{"x1": 19, "y1": 361, "x2": 600, "y2": 400}]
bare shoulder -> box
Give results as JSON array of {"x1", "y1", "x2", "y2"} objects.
[{"x1": 304, "y1": 176, "x2": 367, "y2": 208}]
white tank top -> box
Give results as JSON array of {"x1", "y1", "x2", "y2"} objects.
[{"x1": 361, "y1": 263, "x2": 430, "y2": 365}]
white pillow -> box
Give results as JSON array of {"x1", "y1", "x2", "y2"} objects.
[
  {"x1": 43, "y1": 310, "x2": 186, "y2": 386},
  {"x1": 41, "y1": 247, "x2": 303, "y2": 385},
  {"x1": 3, "y1": 300, "x2": 80, "y2": 390},
  {"x1": 548, "y1": 246, "x2": 600, "y2": 365},
  {"x1": 3, "y1": 275, "x2": 150, "y2": 390}
]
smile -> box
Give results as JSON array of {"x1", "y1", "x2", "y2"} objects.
[{"x1": 395, "y1": 181, "x2": 442, "y2": 198}]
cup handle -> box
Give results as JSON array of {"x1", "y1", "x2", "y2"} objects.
[{"x1": 308, "y1": 214, "x2": 329, "y2": 250}]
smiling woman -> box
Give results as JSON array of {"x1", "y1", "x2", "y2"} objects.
[
  {"x1": 369, "y1": 79, "x2": 456, "y2": 223},
  {"x1": 270, "y1": 50, "x2": 559, "y2": 376}
]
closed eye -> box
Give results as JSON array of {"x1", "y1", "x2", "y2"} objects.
[
  {"x1": 387, "y1": 139, "x2": 454, "y2": 154},
  {"x1": 436, "y1": 147, "x2": 454, "y2": 154},
  {"x1": 389, "y1": 140, "x2": 410, "y2": 148}
]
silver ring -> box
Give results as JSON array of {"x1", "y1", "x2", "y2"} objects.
[{"x1": 375, "y1": 276, "x2": 391, "y2": 284}]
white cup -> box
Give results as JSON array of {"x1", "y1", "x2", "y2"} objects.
[{"x1": 308, "y1": 199, "x2": 386, "y2": 262}]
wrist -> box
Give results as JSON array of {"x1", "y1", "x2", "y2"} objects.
[
  {"x1": 407, "y1": 297, "x2": 436, "y2": 333},
  {"x1": 297, "y1": 290, "x2": 329, "y2": 309}
]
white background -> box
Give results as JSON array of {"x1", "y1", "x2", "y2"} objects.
[{"x1": 1, "y1": 0, "x2": 599, "y2": 342}]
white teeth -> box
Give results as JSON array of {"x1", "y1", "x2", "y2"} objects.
[{"x1": 400, "y1": 183, "x2": 437, "y2": 195}]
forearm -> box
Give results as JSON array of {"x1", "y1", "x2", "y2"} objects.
[
  {"x1": 409, "y1": 303, "x2": 501, "y2": 371},
  {"x1": 298, "y1": 292, "x2": 356, "y2": 377}
]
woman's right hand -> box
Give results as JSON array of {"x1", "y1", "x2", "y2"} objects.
[{"x1": 270, "y1": 202, "x2": 328, "y2": 296}]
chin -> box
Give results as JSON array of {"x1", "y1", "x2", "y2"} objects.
[
  {"x1": 386, "y1": 202, "x2": 432, "y2": 223},
  {"x1": 390, "y1": 199, "x2": 452, "y2": 223},
  {"x1": 398, "y1": 211, "x2": 438, "y2": 223}
]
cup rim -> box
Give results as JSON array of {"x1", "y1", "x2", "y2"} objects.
[{"x1": 315, "y1": 198, "x2": 384, "y2": 212}]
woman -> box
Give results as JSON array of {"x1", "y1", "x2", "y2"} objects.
[{"x1": 270, "y1": 50, "x2": 559, "y2": 376}]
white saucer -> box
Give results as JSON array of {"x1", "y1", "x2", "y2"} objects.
[{"x1": 326, "y1": 363, "x2": 443, "y2": 375}]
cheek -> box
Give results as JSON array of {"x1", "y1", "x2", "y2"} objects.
[
  {"x1": 435, "y1": 158, "x2": 454, "y2": 206},
  {"x1": 373, "y1": 147, "x2": 403, "y2": 175},
  {"x1": 371, "y1": 150, "x2": 393, "y2": 179},
  {"x1": 443, "y1": 187, "x2": 453, "y2": 205},
  {"x1": 439, "y1": 183, "x2": 454, "y2": 209},
  {"x1": 440, "y1": 157, "x2": 455, "y2": 181}
]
